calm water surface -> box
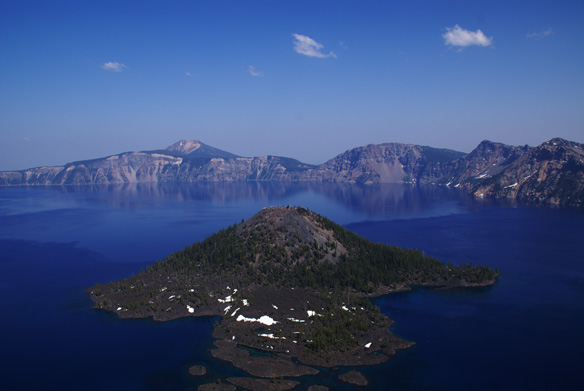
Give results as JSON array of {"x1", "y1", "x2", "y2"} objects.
[{"x1": 0, "y1": 183, "x2": 582, "y2": 390}]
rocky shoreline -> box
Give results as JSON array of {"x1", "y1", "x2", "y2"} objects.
[{"x1": 209, "y1": 340, "x2": 319, "y2": 378}]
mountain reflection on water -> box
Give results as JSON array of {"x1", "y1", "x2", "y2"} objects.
[
  {"x1": 0, "y1": 183, "x2": 582, "y2": 390},
  {"x1": 25, "y1": 181, "x2": 505, "y2": 218}
]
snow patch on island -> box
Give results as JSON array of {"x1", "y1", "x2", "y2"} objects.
[
  {"x1": 287, "y1": 317, "x2": 305, "y2": 323},
  {"x1": 236, "y1": 315, "x2": 278, "y2": 326},
  {"x1": 258, "y1": 333, "x2": 286, "y2": 340}
]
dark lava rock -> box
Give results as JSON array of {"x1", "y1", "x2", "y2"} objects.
[
  {"x1": 211, "y1": 340, "x2": 318, "y2": 378},
  {"x1": 89, "y1": 206, "x2": 497, "y2": 386},
  {"x1": 198, "y1": 383, "x2": 236, "y2": 391},
  {"x1": 306, "y1": 386, "x2": 330, "y2": 391},
  {"x1": 188, "y1": 365, "x2": 207, "y2": 376},
  {"x1": 338, "y1": 370, "x2": 368, "y2": 386},
  {"x1": 227, "y1": 377, "x2": 300, "y2": 391}
]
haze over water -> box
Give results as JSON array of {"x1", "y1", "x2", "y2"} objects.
[{"x1": 1, "y1": 183, "x2": 582, "y2": 390}]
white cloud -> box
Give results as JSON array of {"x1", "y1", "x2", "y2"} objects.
[
  {"x1": 185, "y1": 71, "x2": 192, "y2": 77},
  {"x1": 100, "y1": 61, "x2": 127, "y2": 72},
  {"x1": 248, "y1": 66, "x2": 263, "y2": 77},
  {"x1": 527, "y1": 28, "x2": 553, "y2": 39},
  {"x1": 292, "y1": 34, "x2": 336, "y2": 58},
  {"x1": 22, "y1": 137, "x2": 31, "y2": 142},
  {"x1": 443, "y1": 25, "x2": 493, "y2": 48}
]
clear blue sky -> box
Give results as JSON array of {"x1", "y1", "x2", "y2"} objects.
[{"x1": 1, "y1": 0, "x2": 583, "y2": 170}]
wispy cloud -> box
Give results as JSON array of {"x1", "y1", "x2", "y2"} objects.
[
  {"x1": 22, "y1": 137, "x2": 31, "y2": 142},
  {"x1": 443, "y1": 25, "x2": 493, "y2": 49},
  {"x1": 248, "y1": 66, "x2": 263, "y2": 77},
  {"x1": 292, "y1": 34, "x2": 336, "y2": 58},
  {"x1": 527, "y1": 28, "x2": 553, "y2": 39},
  {"x1": 100, "y1": 61, "x2": 127, "y2": 72},
  {"x1": 185, "y1": 71, "x2": 192, "y2": 77}
]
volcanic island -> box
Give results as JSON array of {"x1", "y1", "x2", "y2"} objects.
[{"x1": 88, "y1": 206, "x2": 498, "y2": 390}]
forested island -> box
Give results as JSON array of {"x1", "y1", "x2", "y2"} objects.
[{"x1": 89, "y1": 206, "x2": 498, "y2": 389}]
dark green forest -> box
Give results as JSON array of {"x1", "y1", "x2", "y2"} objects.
[
  {"x1": 145, "y1": 208, "x2": 496, "y2": 292},
  {"x1": 91, "y1": 207, "x2": 498, "y2": 356}
]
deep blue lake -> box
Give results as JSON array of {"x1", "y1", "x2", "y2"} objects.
[{"x1": 1, "y1": 182, "x2": 583, "y2": 390}]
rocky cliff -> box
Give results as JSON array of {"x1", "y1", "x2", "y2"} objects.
[
  {"x1": 1, "y1": 137, "x2": 583, "y2": 206},
  {"x1": 298, "y1": 143, "x2": 465, "y2": 184},
  {"x1": 436, "y1": 140, "x2": 531, "y2": 187},
  {"x1": 467, "y1": 138, "x2": 584, "y2": 205},
  {"x1": 0, "y1": 141, "x2": 313, "y2": 185}
]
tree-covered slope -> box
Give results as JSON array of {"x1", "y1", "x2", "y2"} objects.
[
  {"x1": 89, "y1": 206, "x2": 496, "y2": 319},
  {"x1": 88, "y1": 206, "x2": 497, "y2": 369}
]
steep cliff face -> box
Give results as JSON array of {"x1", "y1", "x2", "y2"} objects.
[
  {"x1": 429, "y1": 140, "x2": 532, "y2": 192},
  {"x1": 158, "y1": 155, "x2": 313, "y2": 183},
  {"x1": 0, "y1": 166, "x2": 64, "y2": 186},
  {"x1": 1, "y1": 137, "x2": 582, "y2": 206},
  {"x1": 0, "y1": 152, "x2": 185, "y2": 186},
  {"x1": 299, "y1": 143, "x2": 465, "y2": 184},
  {"x1": 469, "y1": 138, "x2": 584, "y2": 206},
  {"x1": 0, "y1": 141, "x2": 312, "y2": 185}
]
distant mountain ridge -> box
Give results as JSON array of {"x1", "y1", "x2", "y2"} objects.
[
  {"x1": 465, "y1": 138, "x2": 584, "y2": 205},
  {"x1": 1, "y1": 137, "x2": 582, "y2": 206}
]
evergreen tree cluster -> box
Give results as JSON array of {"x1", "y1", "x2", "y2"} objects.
[
  {"x1": 307, "y1": 296, "x2": 387, "y2": 352},
  {"x1": 138, "y1": 207, "x2": 496, "y2": 293}
]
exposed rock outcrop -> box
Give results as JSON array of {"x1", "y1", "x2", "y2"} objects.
[
  {"x1": 1, "y1": 137, "x2": 582, "y2": 206},
  {"x1": 299, "y1": 143, "x2": 465, "y2": 184},
  {"x1": 468, "y1": 138, "x2": 584, "y2": 205}
]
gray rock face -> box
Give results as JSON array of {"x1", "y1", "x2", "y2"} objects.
[
  {"x1": 469, "y1": 138, "x2": 584, "y2": 206},
  {"x1": 298, "y1": 143, "x2": 465, "y2": 184},
  {"x1": 0, "y1": 152, "x2": 184, "y2": 185},
  {"x1": 0, "y1": 141, "x2": 310, "y2": 185},
  {"x1": 1, "y1": 138, "x2": 582, "y2": 206},
  {"x1": 437, "y1": 140, "x2": 531, "y2": 187}
]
